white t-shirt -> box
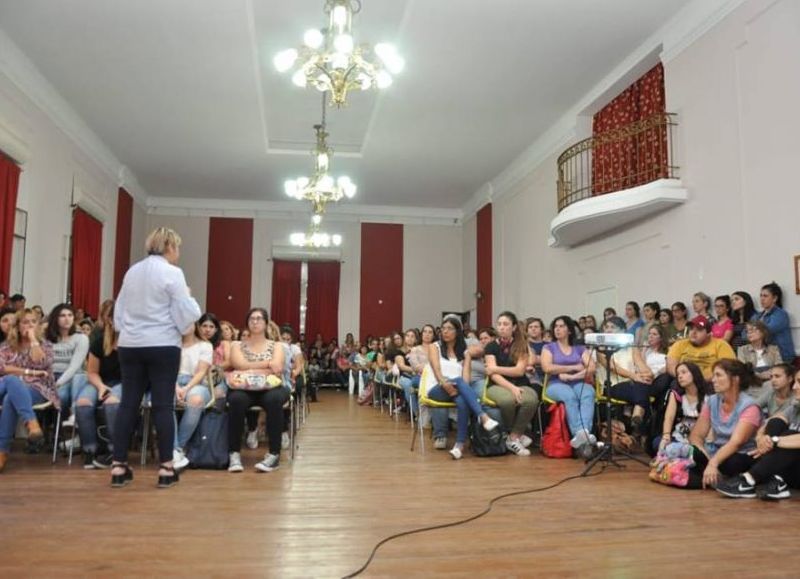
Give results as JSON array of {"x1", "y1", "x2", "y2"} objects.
[{"x1": 179, "y1": 341, "x2": 213, "y2": 377}]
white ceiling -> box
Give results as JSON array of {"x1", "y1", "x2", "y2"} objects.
[{"x1": 0, "y1": 0, "x2": 691, "y2": 209}]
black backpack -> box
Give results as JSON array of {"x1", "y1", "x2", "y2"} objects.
[
  {"x1": 469, "y1": 420, "x2": 507, "y2": 457},
  {"x1": 186, "y1": 410, "x2": 229, "y2": 469}
]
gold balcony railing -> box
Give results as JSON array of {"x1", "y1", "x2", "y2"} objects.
[{"x1": 556, "y1": 112, "x2": 679, "y2": 212}]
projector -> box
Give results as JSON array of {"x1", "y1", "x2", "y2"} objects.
[{"x1": 583, "y1": 333, "x2": 634, "y2": 348}]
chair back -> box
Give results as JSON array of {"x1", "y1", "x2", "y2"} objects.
[
  {"x1": 480, "y1": 378, "x2": 497, "y2": 407},
  {"x1": 418, "y1": 365, "x2": 455, "y2": 408}
]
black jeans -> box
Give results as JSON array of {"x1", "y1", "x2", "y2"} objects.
[
  {"x1": 113, "y1": 346, "x2": 181, "y2": 465},
  {"x1": 689, "y1": 445, "x2": 755, "y2": 488},
  {"x1": 750, "y1": 419, "x2": 800, "y2": 486},
  {"x1": 608, "y1": 380, "x2": 650, "y2": 408},
  {"x1": 228, "y1": 388, "x2": 290, "y2": 455}
]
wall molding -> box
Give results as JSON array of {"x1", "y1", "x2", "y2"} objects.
[{"x1": 0, "y1": 110, "x2": 30, "y2": 164}]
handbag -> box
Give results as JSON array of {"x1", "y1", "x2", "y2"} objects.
[
  {"x1": 541, "y1": 403, "x2": 573, "y2": 458},
  {"x1": 469, "y1": 419, "x2": 507, "y2": 457},
  {"x1": 648, "y1": 443, "x2": 695, "y2": 488},
  {"x1": 225, "y1": 370, "x2": 283, "y2": 391},
  {"x1": 185, "y1": 410, "x2": 229, "y2": 470}
]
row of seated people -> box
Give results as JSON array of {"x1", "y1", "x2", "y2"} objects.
[{"x1": 0, "y1": 301, "x2": 306, "y2": 474}]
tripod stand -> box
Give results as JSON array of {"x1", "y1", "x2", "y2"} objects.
[{"x1": 582, "y1": 346, "x2": 650, "y2": 476}]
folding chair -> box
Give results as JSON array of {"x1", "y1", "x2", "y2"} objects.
[
  {"x1": 410, "y1": 366, "x2": 455, "y2": 452},
  {"x1": 32, "y1": 400, "x2": 62, "y2": 464}
]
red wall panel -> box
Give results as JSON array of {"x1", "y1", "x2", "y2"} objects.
[
  {"x1": 359, "y1": 223, "x2": 403, "y2": 341},
  {"x1": 476, "y1": 203, "x2": 493, "y2": 329},
  {"x1": 113, "y1": 188, "x2": 133, "y2": 296},
  {"x1": 206, "y1": 217, "x2": 253, "y2": 326}
]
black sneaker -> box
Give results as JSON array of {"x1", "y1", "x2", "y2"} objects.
[
  {"x1": 92, "y1": 453, "x2": 113, "y2": 469},
  {"x1": 756, "y1": 475, "x2": 791, "y2": 501},
  {"x1": 715, "y1": 475, "x2": 756, "y2": 498},
  {"x1": 83, "y1": 452, "x2": 97, "y2": 469}
]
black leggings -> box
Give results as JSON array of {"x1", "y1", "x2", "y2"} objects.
[
  {"x1": 228, "y1": 388, "x2": 290, "y2": 454},
  {"x1": 750, "y1": 419, "x2": 800, "y2": 486},
  {"x1": 113, "y1": 346, "x2": 181, "y2": 465},
  {"x1": 688, "y1": 445, "x2": 755, "y2": 488},
  {"x1": 608, "y1": 381, "x2": 650, "y2": 408}
]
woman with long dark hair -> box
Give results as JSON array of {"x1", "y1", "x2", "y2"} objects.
[
  {"x1": 730, "y1": 291, "x2": 756, "y2": 350},
  {"x1": 756, "y1": 282, "x2": 795, "y2": 363},
  {"x1": 652, "y1": 361, "x2": 706, "y2": 454},
  {"x1": 47, "y1": 303, "x2": 89, "y2": 423},
  {"x1": 111, "y1": 227, "x2": 201, "y2": 488}
]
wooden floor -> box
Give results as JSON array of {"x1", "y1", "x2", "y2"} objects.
[{"x1": 1, "y1": 390, "x2": 799, "y2": 578}]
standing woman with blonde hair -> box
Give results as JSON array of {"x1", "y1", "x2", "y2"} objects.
[{"x1": 110, "y1": 227, "x2": 201, "y2": 488}]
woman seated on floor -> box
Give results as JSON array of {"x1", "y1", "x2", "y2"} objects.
[
  {"x1": 737, "y1": 321, "x2": 782, "y2": 389},
  {"x1": 426, "y1": 315, "x2": 498, "y2": 460},
  {"x1": 595, "y1": 316, "x2": 650, "y2": 435},
  {"x1": 541, "y1": 315, "x2": 596, "y2": 458},
  {"x1": 715, "y1": 367, "x2": 800, "y2": 500},
  {"x1": 75, "y1": 300, "x2": 122, "y2": 469},
  {"x1": 172, "y1": 321, "x2": 213, "y2": 469},
  {"x1": 484, "y1": 311, "x2": 539, "y2": 456},
  {"x1": 688, "y1": 359, "x2": 760, "y2": 489},
  {"x1": 652, "y1": 362, "x2": 705, "y2": 454},
  {"x1": 0, "y1": 309, "x2": 57, "y2": 471},
  {"x1": 225, "y1": 307, "x2": 286, "y2": 474},
  {"x1": 753, "y1": 363, "x2": 795, "y2": 419},
  {"x1": 47, "y1": 303, "x2": 89, "y2": 423}
]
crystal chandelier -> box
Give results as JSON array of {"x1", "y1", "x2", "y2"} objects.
[
  {"x1": 290, "y1": 219, "x2": 343, "y2": 248},
  {"x1": 273, "y1": 0, "x2": 404, "y2": 107}
]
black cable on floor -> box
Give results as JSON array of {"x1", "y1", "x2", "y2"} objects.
[{"x1": 341, "y1": 469, "x2": 600, "y2": 578}]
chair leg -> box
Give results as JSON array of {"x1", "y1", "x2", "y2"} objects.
[
  {"x1": 536, "y1": 404, "x2": 544, "y2": 449},
  {"x1": 51, "y1": 409, "x2": 62, "y2": 464}
]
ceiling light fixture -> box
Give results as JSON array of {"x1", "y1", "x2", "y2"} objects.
[
  {"x1": 290, "y1": 223, "x2": 343, "y2": 248},
  {"x1": 273, "y1": 0, "x2": 404, "y2": 107}
]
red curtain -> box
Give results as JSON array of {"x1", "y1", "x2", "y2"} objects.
[
  {"x1": 206, "y1": 217, "x2": 253, "y2": 326},
  {"x1": 476, "y1": 203, "x2": 493, "y2": 329},
  {"x1": 306, "y1": 261, "x2": 340, "y2": 343},
  {"x1": 592, "y1": 63, "x2": 667, "y2": 195},
  {"x1": 0, "y1": 153, "x2": 20, "y2": 293},
  {"x1": 113, "y1": 188, "x2": 133, "y2": 296},
  {"x1": 360, "y1": 223, "x2": 403, "y2": 341},
  {"x1": 270, "y1": 259, "x2": 301, "y2": 332},
  {"x1": 70, "y1": 208, "x2": 103, "y2": 318}
]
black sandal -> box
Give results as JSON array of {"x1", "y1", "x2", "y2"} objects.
[
  {"x1": 157, "y1": 464, "x2": 180, "y2": 488},
  {"x1": 110, "y1": 463, "x2": 133, "y2": 488}
]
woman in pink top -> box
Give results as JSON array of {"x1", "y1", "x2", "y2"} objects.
[{"x1": 711, "y1": 295, "x2": 734, "y2": 343}]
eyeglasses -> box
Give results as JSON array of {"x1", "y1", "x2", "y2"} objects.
[{"x1": 249, "y1": 316, "x2": 266, "y2": 322}]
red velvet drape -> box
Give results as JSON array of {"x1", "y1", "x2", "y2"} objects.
[
  {"x1": 70, "y1": 208, "x2": 102, "y2": 318},
  {"x1": 306, "y1": 261, "x2": 340, "y2": 343},
  {"x1": 270, "y1": 259, "x2": 301, "y2": 332},
  {"x1": 0, "y1": 152, "x2": 20, "y2": 293},
  {"x1": 476, "y1": 203, "x2": 493, "y2": 329},
  {"x1": 360, "y1": 223, "x2": 403, "y2": 341},
  {"x1": 113, "y1": 188, "x2": 133, "y2": 296},
  {"x1": 592, "y1": 63, "x2": 667, "y2": 195}
]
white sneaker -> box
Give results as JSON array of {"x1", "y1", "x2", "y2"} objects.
[
  {"x1": 570, "y1": 429, "x2": 590, "y2": 449},
  {"x1": 281, "y1": 432, "x2": 290, "y2": 450},
  {"x1": 228, "y1": 452, "x2": 244, "y2": 473},
  {"x1": 255, "y1": 453, "x2": 280, "y2": 472},
  {"x1": 433, "y1": 437, "x2": 447, "y2": 450},
  {"x1": 449, "y1": 446, "x2": 463, "y2": 460},
  {"x1": 482, "y1": 416, "x2": 499, "y2": 432},
  {"x1": 519, "y1": 434, "x2": 533, "y2": 448},
  {"x1": 62, "y1": 415, "x2": 76, "y2": 427},
  {"x1": 246, "y1": 430, "x2": 259, "y2": 450},
  {"x1": 506, "y1": 438, "x2": 531, "y2": 456},
  {"x1": 173, "y1": 448, "x2": 189, "y2": 470}
]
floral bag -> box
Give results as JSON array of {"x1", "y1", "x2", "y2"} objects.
[{"x1": 648, "y1": 443, "x2": 695, "y2": 488}]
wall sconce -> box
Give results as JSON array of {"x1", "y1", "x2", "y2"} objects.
[{"x1": 474, "y1": 290, "x2": 484, "y2": 301}]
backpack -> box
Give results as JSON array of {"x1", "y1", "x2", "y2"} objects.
[
  {"x1": 186, "y1": 410, "x2": 229, "y2": 470},
  {"x1": 541, "y1": 403, "x2": 573, "y2": 458},
  {"x1": 469, "y1": 419, "x2": 507, "y2": 457}
]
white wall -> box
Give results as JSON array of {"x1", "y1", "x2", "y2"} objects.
[
  {"x1": 130, "y1": 200, "x2": 147, "y2": 264},
  {"x1": 403, "y1": 224, "x2": 462, "y2": 328},
  {"x1": 485, "y1": 0, "x2": 800, "y2": 352}
]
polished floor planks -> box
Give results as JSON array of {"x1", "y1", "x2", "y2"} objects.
[{"x1": 1, "y1": 390, "x2": 799, "y2": 578}]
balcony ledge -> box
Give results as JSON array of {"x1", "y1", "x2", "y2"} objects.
[{"x1": 548, "y1": 178, "x2": 688, "y2": 248}]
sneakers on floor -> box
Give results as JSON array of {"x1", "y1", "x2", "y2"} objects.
[
  {"x1": 228, "y1": 452, "x2": 244, "y2": 473},
  {"x1": 92, "y1": 453, "x2": 113, "y2": 469},
  {"x1": 716, "y1": 474, "x2": 756, "y2": 498},
  {"x1": 506, "y1": 438, "x2": 531, "y2": 456},
  {"x1": 449, "y1": 446, "x2": 463, "y2": 460},
  {"x1": 281, "y1": 432, "x2": 290, "y2": 450},
  {"x1": 570, "y1": 429, "x2": 590, "y2": 449},
  {"x1": 518, "y1": 434, "x2": 533, "y2": 448},
  {"x1": 83, "y1": 452, "x2": 97, "y2": 470},
  {"x1": 756, "y1": 475, "x2": 791, "y2": 501},
  {"x1": 433, "y1": 437, "x2": 447, "y2": 450},
  {"x1": 245, "y1": 430, "x2": 259, "y2": 450},
  {"x1": 61, "y1": 414, "x2": 76, "y2": 428},
  {"x1": 255, "y1": 453, "x2": 280, "y2": 472},
  {"x1": 173, "y1": 448, "x2": 189, "y2": 470},
  {"x1": 482, "y1": 416, "x2": 499, "y2": 432}
]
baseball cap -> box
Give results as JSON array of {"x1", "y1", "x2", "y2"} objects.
[{"x1": 688, "y1": 315, "x2": 711, "y2": 331}]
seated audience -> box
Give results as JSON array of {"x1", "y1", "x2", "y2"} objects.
[
  {"x1": 633, "y1": 323, "x2": 668, "y2": 380},
  {"x1": 715, "y1": 367, "x2": 800, "y2": 500},
  {"x1": 669, "y1": 302, "x2": 690, "y2": 344},
  {"x1": 688, "y1": 360, "x2": 760, "y2": 489},
  {"x1": 756, "y1": 282, "x2": 795, "y2": 363},
  {"x1": 730, "y1": 291, "x2": 756, "y2": 350},
  {"x1": 658, "y1": 307, "x2": 674, "y2": 336},
  {"x1": 636, "y1": 301, "x2": 660, "y2": 346},
  {"x1": 484, "y1": 311, "x2": 539, "y2": 456},
  {"x1": 625, "y1": 301, "x2": 643, "y2": 337},
  {"x1": 78, "y1": 319, "x2": 94, "y2": 336},
  {"x1": 652, "y1": 362, "x2": 705, "y2": 453},
  {"x1": 711, "y1": 295, "x2": 734, "y2": 343},
  {"x1": 541, "y1": 315, "x2": 596, "y2": 457},
  {"x1": 0, "y1": 307, "x2": 16, "y2": 342},
  {"x1": 692, "y1": 292, "x2": 714, "y2": 322},
  {"x1": 426, "y1": 315, "x2": 498, "y2": 460},
  {"x1": 753, "y1": 363, "x2": 795, "y2": 419},
  {"x1": 75, "y1": 300, "x2": 121, "y2": 469},
  {"x1": 584, "y1": 315, "x2": 598, "y2": 333},
  {"x1": 226, "y1": 308, "x2": 287, "y2": 473},
  {"x1": 525, "y1": 317, "x2": 546, "y2": 385},
  {"x1": 0, "y1": 309, "x2": 56, "y2": 470},
  {"x1": 737, "y1": 321, "x2": 782, "y2": 388},
  {"x1": 603, "y1": 307, "x2": 617, "y2": 322},
  {"x1": 47, "y1": 303, "x2": 89, "y2": 422},
  {"x1": 666, "y1": 316, "x2": 735, "y2": 390},
  {"x1": 394, "y1": 328, "x2": 418, "y2": 409}
]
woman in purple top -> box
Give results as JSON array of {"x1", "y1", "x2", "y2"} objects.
[{"x1": 541, "y1": 315, "x2": 596, "y2": 458}]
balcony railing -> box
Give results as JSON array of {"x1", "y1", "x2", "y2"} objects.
[{"x1": 556, "y1": 112, "x2": 679, "y2": 212}]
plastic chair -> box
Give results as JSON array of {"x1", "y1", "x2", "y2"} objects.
[
  {"x1": 410, "y1": 366, "x2": 455, "y2": 452},
  {"x1": 32, "y1": 400, "x2": 62, "y2": 464}
]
